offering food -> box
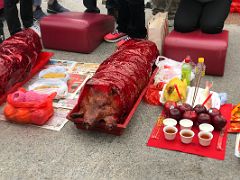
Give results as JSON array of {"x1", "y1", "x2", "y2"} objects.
[
  {"x1": 194, "y1": 104, "x2": 207, "y2": 114},
  {"x1": 69, "y1": 40, "x2": 159, "y2": 129},
  {"x1": 230, "y1": 104, "x2": 240, "y2": 132},
  {"x1": 212, "y1": 115, "x2": 227, "y2": 131},
  {"x1": 197, "y1": 113, "x2": 211, "y2": 126},
  {"x1": 180, "y1": 129, "x2": 195, "y2": 144},
  {"x1": 163, "y1": 118, "x2": 177, "y2": 127},
  {"x1": 198, "y1": 131, "x2": 213, "y2": 146},
  {"x1": 163, "y1": 126, "x2": 178, "y2": 141},
  {"x1": 163, "y1": 77, "x2": 187, "y2": 102},
  {"x1": 179, "y1": 119, "x2": 193, "y2": 130},
  {"x1": 0, "y1": 29, "x2": 42, "y2": 97},
  {"x1": 163, "y1": 101, "x2": 227, "y2": 131},
  {"x1": 178, "y1": 103, "x2": 193, "y2": 114},
  {"x1": 208, "y1": 108, "x2": 220, "y2": 117},
  {"x1": 164, "y1": 101, "x2": 177, "y2": 116},
  {"x1": 183, "y1": 110, "x2": 197, "y2": 123},
  {"x1": 199, "y1": 123, "x2": 214, "y2": 133},
  {"x1": 42, "y1": 73, "x2": 66, "y2": 78},
  {"x1": 169, "y1": 108, "x2": 182, "y2": 121}
]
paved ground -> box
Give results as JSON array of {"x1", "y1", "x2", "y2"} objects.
[{"x1": 0, "y1": 1, "x2": 240, "y2": 180}]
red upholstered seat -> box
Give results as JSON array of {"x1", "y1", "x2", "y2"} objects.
[
  {"x1": 40, "y1": 12, "x2": 115, "y2": 53},
  {"x1": 163, "y1": 30, "x2": 229, "y2": 76}
]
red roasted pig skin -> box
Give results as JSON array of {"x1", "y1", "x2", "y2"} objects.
[
  {"x1": 0, "y1": 29, "x2": 42, "y2": 96},
  {"x1": 73, "y1": 40, "x2": 159, "y2": 129}
]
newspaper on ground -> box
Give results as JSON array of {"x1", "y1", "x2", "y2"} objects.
[{"x1": 0, "y1": 59, "x2": 100, "y2": 131}]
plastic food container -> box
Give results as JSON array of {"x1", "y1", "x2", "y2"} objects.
[
  {"x1": 163, "y1": 118, "x2": 177, "y2": 127},
  {"x1": 199, "y1": 123, "x2": 214, "y2": 133},
  {"x1": 179, "y1": 119, "x2": 193, "y2": 130}
]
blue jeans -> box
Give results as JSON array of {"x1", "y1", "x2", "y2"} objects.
[{"x1": 33, "y1": 0, "x2": 42, "y2": 6}]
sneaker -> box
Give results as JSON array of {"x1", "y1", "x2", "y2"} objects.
[
  {"x1": 116, "y1": 36, "x2": 131, "y2": 48},
  {"x1": 33, "y1": 6, "x2": 46, "y2": 21},
  {"x1": 47, "y1": 0, "x2": 70, "y2": 14},
  {"x1": 104, "y1": 30, "x2": 128, "y2": 43}
]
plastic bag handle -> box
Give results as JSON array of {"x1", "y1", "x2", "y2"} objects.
[{"x1": 155, "y1": 56, "x2": 170, "y2": 67}]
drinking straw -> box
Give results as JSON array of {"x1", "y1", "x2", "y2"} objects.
[
  {"x1": 174, "y1": 84, "x2": 182, "y2": 101},
  {"x1": 202, "y1": 93, "x2": 213, "y2": 107}
]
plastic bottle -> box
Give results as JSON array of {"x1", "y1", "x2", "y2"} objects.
[
  {"x1": 181, "y1": 57, "x2": 192, "y2": 85},
  {"x1": 195, "y1": 57, "x2": 206, "y2": 77}
]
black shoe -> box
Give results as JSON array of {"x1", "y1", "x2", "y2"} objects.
[
  {"x1": 33, "y1": 6, "x2": 46, "y2": 21},
  {"x1": 85, "y1": 7, "x2": 100, "y2": 14},
  {"x1": 47, "y1": 0, "x2": 70, "y2": 14}
]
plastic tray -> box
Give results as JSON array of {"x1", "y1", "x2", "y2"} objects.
[{"x1": 67, "y1": 68, "x2": 158, "y2": 136}]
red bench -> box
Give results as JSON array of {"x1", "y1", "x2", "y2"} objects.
[
  {"x1": 163, "y1": 30, "x2": 229, "y2": 76},
  {"x1": 40, "y1": 12, "x2": 115, "y2": 54}
]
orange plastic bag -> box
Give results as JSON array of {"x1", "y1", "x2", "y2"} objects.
[{"x1": 4, "y1": 88, "x2": 56, "y2": 125}]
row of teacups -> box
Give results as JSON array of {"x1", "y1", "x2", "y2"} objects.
[{"x1": 163, "y1": 118, "x2": 214, "y2": 146}]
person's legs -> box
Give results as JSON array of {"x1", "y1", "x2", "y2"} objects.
[
  {"x1": 200, "y1": 0, "x2": 231, "y2": 34},
  {"x1": 47, "y1": 0, "x2": 69, "y2": 14},
  {"x1": 106, "y1": 0, "x2": 118, "y2": 18},
  {"x1": 152, "y1": 0, "x2": 166, "y2": 15},
  {"x1": 127, "y1": 0, "x2": 146, "y2": 38},
  {"x1": 20, "y1": 0, "x2": 33, "y2": 28},
  {"x1": 4, "y1": 0, "x2": 21, "y2": 35},
  {"x1": 174, "y1": 0, "x2": 203, "y2": 33},
  {"x1": 32, "y1": 0, "x2": 46, "y2": 21},
  {"x1": 117, "y1": 0, "x2": 129, "y2": 34},
  {"x1": 83, "y1": 0, "x2": 100, "y2": 13},
  {"x1": 0, "y1": 8, "x2": 4, "y2": 43}
]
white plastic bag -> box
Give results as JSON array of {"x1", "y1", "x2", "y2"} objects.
[
  {"x1": 154, "y1": 56, "x2": 195, "y2": 84},
  {"x1": 28, "y1": 79, "x2": 68, "y2": 99}
]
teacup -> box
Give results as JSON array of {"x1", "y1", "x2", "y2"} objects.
[
  {"x1": 198, "y1": 131, "x2": 213, "y2": 147},
  {"x1": 163, "y1": 126, "x2": 178, "y2": 141},
  {"x1": 180, "y1": 129, "x2": 195, "y2": 144}
]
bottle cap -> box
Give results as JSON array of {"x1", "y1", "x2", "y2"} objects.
[
  {"x1": 198, "y1": 57, "x2": 204, "y2": 63},
  {"x1": 185, "y1": 56, "x2": 191, "y2": 63}
]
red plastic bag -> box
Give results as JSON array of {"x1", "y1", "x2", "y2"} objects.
[
  {"x1": 4, "y1": 89, "x2": 55, "y2": 125},
  {"x1": 144, "y1": 82, "x2": 165, "y2": 106}
]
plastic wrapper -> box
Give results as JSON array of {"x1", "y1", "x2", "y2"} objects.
[
  {"x1": 39, "y1": 66, "x2": 70, "y2": 82},
  {"x1": 28, "y1": 79, "x2": 68, "y2": 99},
  {"x1": 4, "y1": 88, "x2": 56, "y2": 125},
  {"x1": 144, "y1": 82, "x2": 165, "y2": 106},
  {"x1": 0, "y1": 29, "x2": 42, "y2": 97},
  {"x1": 69, "y1": 40, "x2": 159, "y2": 129}
]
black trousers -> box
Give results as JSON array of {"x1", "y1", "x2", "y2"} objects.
[
  {"x1": 117, "y1": 0, "x2": 146, "y2": 38},
  {"x1": 83, "y1": 0, "x2": 100, "y2": 13},
  {"x1": 4, "y1": 0, "x2": 33, "y2": 35},
  {"x1": 174, "y1": 0, "x2": 231, "y2": 34}
]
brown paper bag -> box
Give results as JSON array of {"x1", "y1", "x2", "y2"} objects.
[{"x1": 147, "y1": 12, "x2": 169, "y2": 55}]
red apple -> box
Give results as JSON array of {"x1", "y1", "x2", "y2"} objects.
[
  {"x1": 197, "y1": 113, "x2": 211, "y2": 126},
  {"x1": 183, "y1": 110, "x2": 197, "y2": 122},
  {"x1": 208, "y1": 108, "x2": 220, "y2": 117},
  {"x1": 178, "y1": 103, "x2": 193, "y2": 114},
  {"x1": 164, "y1": 101, "x2": 177, "y2": 116},
  {"x1": 193, "y1": 104, "x2": 207, "y2": 114},
  {"x1": 212, "y1": 115, "x2": 227, "y2": 131},
  {"x1": 169, "y1": 108, "x2": 182, "y2": 121}
]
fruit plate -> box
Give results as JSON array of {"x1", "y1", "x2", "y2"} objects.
[{"x1": 159, "y1": 86, "x2": 221, "y2": 109}]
